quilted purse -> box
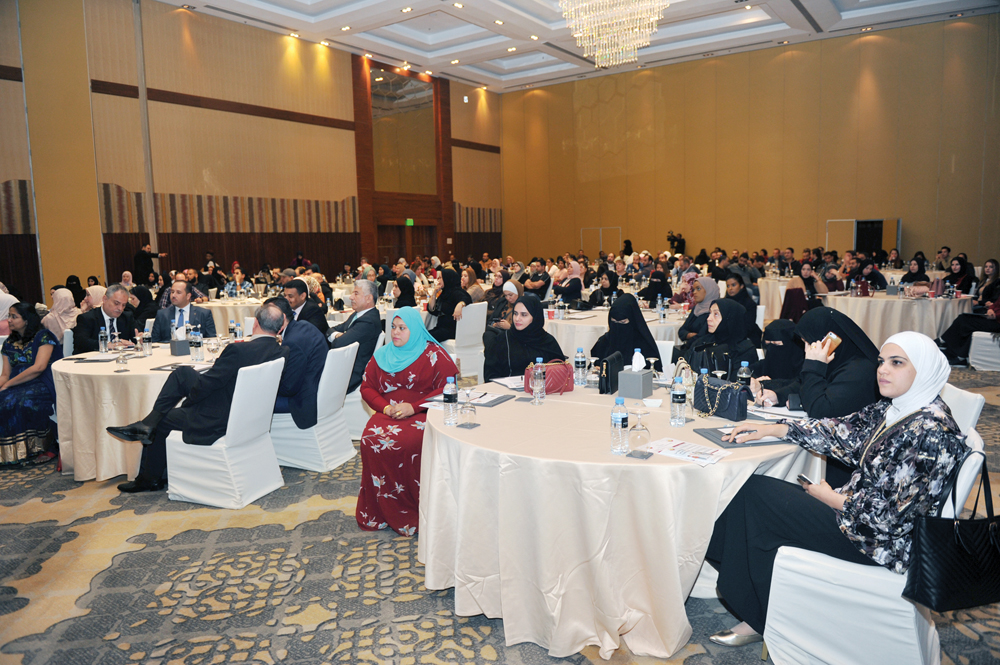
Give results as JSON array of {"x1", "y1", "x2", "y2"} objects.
[
  {"x1": 524, "y1": 360, "x2": 575, "y2": 395},
  {"x1": 692, "y1": 374, "x2": 749, "y2": 421},
  {"x1": 598, "y1": 351, "x2": 625, "y2": 395}
]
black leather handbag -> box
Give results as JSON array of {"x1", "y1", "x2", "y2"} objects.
[
  {"x1": 693, "y1": 374, "x2": 749, "y2": 421},
  {"x1": 903, "y1": 455, "x2": 1000, "y2": 612},
  {"x1": 598, "y1": 351, "x2": 624, "y2": 395}
]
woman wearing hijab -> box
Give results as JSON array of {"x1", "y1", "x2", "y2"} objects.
[
  {"x1": 428, "y1": 268, "x2": 472, "y2": 342},
  {"x1": 129, "y1": 286, "x2": 158, "y2": 329},
  {"x1": 938, "y1": 294, "x2": 1000, "y2": 365},
  {"x1": 484, "y1": 270, "x2": 510, "y2": 313},
  {"x1": 591, "y1": 294, "x2": 662, "y2": 371},
  {"x1": 675, "y1": 277, "x2": 719, "y2": 350},
  {"x1": 723, "y1": 276, "x2": 762, "y2": 347},
  {"x1": 391, "y1": 275, "x2": 418, "y2": 308},
  {"x1": 636, "y1": 270, "x2": 673, "y2": 306},
  {"x1": 822, "y1": 266, "x2": 844, "y2": 292},
  {"x1": 487, "y1": 280, "x2": 522, "y2": 332},
  {"x1": 65, "y1": 275, "x2": 86, "y2": 308},
  {"x1": 375, "y1": 265, "x2": 392, "y2": 297},
  {"x1": 752, "y1": 320, "x2": 804, "y2": 380},
  {"x1": 705, "y1": 332, "x2": 966, "y2": 648},
  {"x1": 483, "y1": 295, "x2": 566, "y2": 381},
  {"x1": 682, "y1": 299, "x2": 758, "y2": 379},
  {"x1": 858, "y1": 260, "x2": 888, "y2": 290},
  {"x1": 462, "y1": 267, "x2": 486, "y2": 303},
  {"x1": 669, "y1": 272, "x2": 698, "y2": 308},
  {"x1": 0, "y1": 289, "x2": 20, "y2": 336},
  {"x1": 588, "y1": 272, "x2": 623, "y2": 307},
  {"x1": 80, "y1": 285, "x2": 107, "y2": 314},
  {"x1": 356, "y1": 307, "x2": 458, "y2": 536},
  {"x1": 943, "y1": 256, "x2": 978, "y2": 293},
  {"x1": 41, "y1": 288, "x2": 80, "y2": 341},
  {"x1": 553, "y1": 261, "x2": 584, "y2": 301},
  {"x1": 898, "y1": 258, "x2": 928, "y2": 284},
  {"x1": 87, "y1": 275, "x2": 101, "y2": 287}
]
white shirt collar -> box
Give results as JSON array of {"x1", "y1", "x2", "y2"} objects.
[{"x1": 293, "y1": 302, "x2": 306, "y2": 318}]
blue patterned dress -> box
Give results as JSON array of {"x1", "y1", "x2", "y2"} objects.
[{"x1": 1, "y1": 329, "x2": 62, "y2": 465}]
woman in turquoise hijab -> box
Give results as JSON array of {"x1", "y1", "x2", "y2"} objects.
[{"x1": 356, "y1": 307, "x2": 459, "y2": 536}]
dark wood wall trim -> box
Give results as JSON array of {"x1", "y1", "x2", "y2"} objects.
[
  {"x1": 373, "y1": 192, "x2": 442, "y2": 220},
  {"x1": 0, "y1": 233, "x2": 42, "y2": 303},
  {"x1": 0, "y1": 65, "x2": 23, "y2": 82},
  {"x1": 90, "y1": 79, "x2": 355, "y2": 131},
  {"x1": 351, "y1": 55, "x2": 377, "y2": 260},
  {"x1": 451, "y1": 138, "x2": 501, "y2": 154}
]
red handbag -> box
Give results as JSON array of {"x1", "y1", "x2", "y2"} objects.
[{"x1": 523, "y1": 360, "x2": 575, "y2": 395}]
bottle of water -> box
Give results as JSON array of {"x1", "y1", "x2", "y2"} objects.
[
  {"x1": 632, "y1": 347, "x2": 645, "y2": 372},
  {"x1": 737, "y1": 361, "x2": 752, "y2": 387},
  {"x1": 190, "y1": 327, "x2": 203, "y2": 361},
  {"x1": 555, "y1": 296, "x2": 565, "y2": 319},
  {"x1": 610, "y1": 397, "x2": 629, "y2": 455},
  {"x1": 531, "y1": 358, "x2": 546, "y2": 405},
  {"x1": 234, "y1": 323, "x2": 243, "y2": 340},
  {"x1": 574, "y1": 348, "x2": 587, "y2": 386},
  {"x1": 656, "y1": 294, "x2": 665, "y2": 322},
  {"x1": 671, "y1": 377, "x2": 687, "y2": 427},
  {"x1": 443, "y1": 377, "x2": 458, "y2": 425},
  {"x1": 850, "y1": 279, "x2": 858, "y2": 297},
  {"x1": 98, "y1": 327, "x2": 108, "y2": 354},
  {"x1": 228, "y1": 320, "x2": 236, "y2": 337}
]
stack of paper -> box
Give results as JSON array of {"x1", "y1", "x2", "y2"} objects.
[
  {"x1": 491, "y1": 376, "x2": 525, "y2": 391},
  {"x1": 645, "y1": 438, "x2": 731, "y2": 467}
]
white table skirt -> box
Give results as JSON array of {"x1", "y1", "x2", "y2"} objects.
[
  {"x1": 543, "y1": 309, "x2": 682, "y2": 359},
  {"x1": 820, "y1": 293, "x2": 973, "y2": 347},
  {"x1": 418, "y1": 386, "x2": 821, "y2": 659},
  {"x1": 53, "y1": 348, "x2": 179, "y2": 481},
  {"x1": 758, "y1": 278, "x2": 789, "y2": 321},
  {"x1": 883, "y1": 269, "x2": 948, "y2": 283},
  {"x1": 201, "y1": 300, "x2": 262, "y2": 336}
]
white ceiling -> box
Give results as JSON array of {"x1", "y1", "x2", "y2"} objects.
[{"x1": 176, "y1": 0, "x2": 1000, "y2": 91}]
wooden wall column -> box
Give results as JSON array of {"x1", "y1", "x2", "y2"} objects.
[
  {"x1": 434, "y1": 77, "x2": 454, "y2": 259},
  {"x1": 351, "y1": 54, "x2": 376, "y2": 261}
]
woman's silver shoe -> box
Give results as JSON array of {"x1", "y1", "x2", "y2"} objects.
[{"x1": 709, "y1": 629, "x2": 764, "y2": 647}]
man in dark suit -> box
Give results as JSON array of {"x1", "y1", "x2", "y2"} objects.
[
  {"x1": 263, "y1": 297, "x2": 328, "y2": 429},
  {"x1": 284, "y1": 279, "x2": 329, "y2": 335},
  {"x1": 74, "y1": 284, "x2": 137, "y2": 354},
  {"x1": 327, "y1": 279, "x2": 380, "y2": 394},
  {"x1": 107, "y1": 304, "x2": 289, "y2": 492},
  {"x1": 150, "y1": 281, "x2": 217, "y2": 342},
  {"x1": 133, "y1": 243, "x2": 166, "y2": 283}
]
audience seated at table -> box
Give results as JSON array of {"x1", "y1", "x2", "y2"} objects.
[
  {"x1": 64, "y1": 275, "x2": 86, "y2": 308},
  {"x1": 679, "y1": 299, "x2": 757, "y2": 380},
  {"x1": 486, "y1": 280, "x2": 522, "y2": 333},
  {"x1": 327, "y1": 279, "x2": 381, "y2": 394},
  {"x1": 79, "y1": 285, "x2": 105, "y2": 314},
  {"x1": 973, "y1": 259, "x2": 999, "y2": 312},
  {"x1": 675, "y1": 277, "x2": 719, "y2": 352},
  {"x1": 591, "y1": 294, "x2": 662, "y2": 371},
  {"x1": 751, "y1": 319, "x2": 804, "y2": 380},
  {"x1": 858, "y1": 260, "x2": 888, "y2": 290},
  {"x1": 705, "y1": 332, "x2": 964, "y2": 648},
  {"x1": 107, "y1": 304, "x2": 289, "y2": 493},
  {"x1": 261, "y1": 297, "x2": 328, "y2": 429},
  {"x1": 885, "y1": 248, "x2": 904, "y2": 269},
  {"x1": 937, "y1": 294, "x2": 1000, "y2": 366},
  {"x1": 356, "y1": 307, "x2": 458, "y2": 536},
  {"x1": 41, "y1": 288, "x2": 79, "y2": 341},
  {"x1": 483, "y1": 295, "x2": 565, "y2": 382},
  {"x1": 898, "y1": 259, "x2": 929, "y2": 284},
  {"x1": 723, "y1": 276, "x2": 762, "y2": 347},
  {"x1": 943, "y1": 256, "x2": 978, "y2": 294},
  {"x1": 552, "y1": 261, "x2": 584, "y2": 302},
  {"x1": 223, "y1": 267, "x2": 254, "y2": 298},
  {"x1": 0, "y1": 289, "x2": 17, "y2": 336},
  {"x1": 129, "y1": 286, "x2": 158, "y2": 330},
  {"x1": 151, "y1": 281, "x2": 216, "y2": 343},
  {"x1": 392, "y1": 275, "x2": 418, "y2": 308},
  {"x1": 282, "y1": 279, "x2": 329, "y2": 335},
  {"x1": 428, "y1": 268, "x2": 472, "y2": 343},
  {"x1": 522, "y1": 261, "x2": 551, "y2": 299},
  {"x1": 635, "y1": 270, "x2": 673, "y2": 306},
  {"x1": 589, "y1": 271, "x2": 623, "y2": 307},
  {"x1": 462, "y1": 267, "x2": 486, "y2": 304},
  {"x1": 74, "y1": 284, "x2": 137, "y2": 354},
  {"x1": 1, "y1": 302, "x2": 62, "y2": 467}
]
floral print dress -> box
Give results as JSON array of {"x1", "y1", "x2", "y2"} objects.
[
  {"x1": 356, "y1": 342, "x2": 458, "y2": 536},
  {"x1": 1, "y1": 329, "x2": 61, "y2": 465}
]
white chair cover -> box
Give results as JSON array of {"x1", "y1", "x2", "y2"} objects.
[
  {"x1": 243, "y1": 316, "x2": 256, "y2": 334},
  {"x1": 270, "y1": 343, "x2": 359, "y2": 472},
  {"x1": 940, "y1": 383, "x2": 985, "y2": 433},
  {"x1": 165, "y1": 357, "x2": 286, "y2": 509},
  {"x1": 655, "y1": 339, "x2": 675, "y2": 376},
  {"x1": 344, "y1": 332, "x2": 385, "y2": 439},
  {"x1": 208, "y1": 288, "x2": 217, "y2": 300},
  {"x1": 763, "y1": 430, "x2": 985, "y2": 665},
  {"x1": 62, "y1": 329, "x2": 73, "y2": 358},
  {"x1": 755, "y1": 305, "x2": 765, "y2": 329},
  {"x1": 439, "y1": 302, "x2": 487, "y2": 381},
  {"x1": 970, "y1": 332, "x2": 1000, "y2": 371}
]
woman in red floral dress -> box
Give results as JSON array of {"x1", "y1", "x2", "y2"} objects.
[{"x1": 356, "y1": 307, "x2": 458, "y2": 536}]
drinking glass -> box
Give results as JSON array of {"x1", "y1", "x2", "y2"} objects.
[
  {"x1": 205, "y1": 338, "x2": 220, "y2": 362},
  {"x1": 586, "y1": 357, "x2": 600, "y2": 389},
  {"x1": 141, "y1": 332, "x2": 152, "y2": 356},
  {"x1": 115, "y1": 346, "x2": 129, "y2": 371},
  {"x1": 460, "y1": 388, "x2": 477, "y2": 425},
  {"x1": 628, "y1": 410, "x2": 650, "y2": 453}
]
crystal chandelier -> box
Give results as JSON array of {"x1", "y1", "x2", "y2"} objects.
[{"x1": 560, "y1": 0, "x2": 670, "y2": 69}]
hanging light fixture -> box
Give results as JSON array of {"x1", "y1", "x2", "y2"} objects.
[{"x1": 560, "y1": 0, "x2": 670, "y2": 68}]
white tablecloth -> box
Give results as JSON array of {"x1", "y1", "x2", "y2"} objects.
[
  {"x1": 543, "y1": 309, "x2": 682, "y2": 358},
  {"x1": 758, "y1": 278, "x2": 789, "y2": 321},
  {"x1": 201, "y1": 300, "x2": 262, "y2": 335},
  {"x1": 883, "y1": 269, "x2": 948, "y2": 283},
  {"x1": 820, "y1": 293, "x2": 973, "y2": 346},
  {"x1": 53, "y1": 348, "x2": 179, "y2": 481},
  {"x1": 418, "y1": 386, "x2": 821, "y2": 659}
]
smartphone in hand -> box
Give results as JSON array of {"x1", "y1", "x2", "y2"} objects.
[{"x1": 797, "y1": 473, "x2": 817, "y2": 485}]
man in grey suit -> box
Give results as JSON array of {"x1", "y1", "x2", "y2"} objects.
[
  {"x1": 150, "y1": 280, "x2": 217, "y2": 342},
  {"x1": 327, "y1": 279, "x2": 380, "y2": 393}
]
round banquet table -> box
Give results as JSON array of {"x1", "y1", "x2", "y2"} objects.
[
  {"x1": 201, "y1": 299, "x2": 262, "y2": 335},
  {"x1": 819, "y1": 292, "x2": 973, "y2": 346},
  {"x1": 758, "y1": 277, "x2": 789, "y2": 321},
  {"x1": 542, "y1": 308, "x2": 682, "y2": 358},
  {"x1": 52, "y1": 346, "x2": 193, "y2": 481},
  {"x1": 418, "y1": 385, "x2": 823, "y2": 659},
  {"x1": 883, "y1": 269, "x2": 948, "y2": 283}
]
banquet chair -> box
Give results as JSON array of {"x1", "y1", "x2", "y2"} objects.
[
  {"x1": 763, "y1": 429, "x2": 986, "y2": 665},
  {"x1": 243, "y1": 317, "x2": 255, "y2": 334},
  {"x1": 655, "y1": 340, "x2": 675, "y2": 375},
  {"x1": 969, "y1": 332, "x2": 1000, "y2": 371},
  {"x1": 940, "y1": 383, "x2": 985, "y2": 433},
  {"x1": 755, "y1": 305, "x2": 765, "y2": 330},
  {"x1": 270, "y1": 343, "x2": 358, "y2": 472},
  {"x1": 0, "y1": 335, "x2": 6, "y2": 348},
  {"x1": 62, "y1": 329, "x2": 73, "y2": 358},
  {"x1": 440, "y1": 302, "x2": 487, "y2": 381},
  {"x1": 208, "y1": 288, "x2": 218, "y2": 300},
  {"x1": 165, "y1": 357, "x2": 286, "y2": 509},
  {"x1": 542, "y1": 280, "x2": 554, "y2": 302},
  {"x1": 344, "y1": 332, "x2": 384, "y2": 439}
]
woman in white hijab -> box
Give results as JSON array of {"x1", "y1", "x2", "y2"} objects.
[
  {"x1": 0, "y1": 289, "x2": 18, "y2": 336},
  {"x1": 703, "y1": 331, "x2": 968, "y2": 647},
  {"x1": 80, "y1": 285, "x2": 107, "y2": 314},
  {"x1": 40, "y1": 288, "x2": 80, "y2": 340}
]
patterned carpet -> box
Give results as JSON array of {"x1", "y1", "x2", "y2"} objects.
[{"x1": 1, "y1": 369, "x2": 998, "y2": 665}]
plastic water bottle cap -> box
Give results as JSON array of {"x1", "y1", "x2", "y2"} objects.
[
  {"x1": 577, "y1": 348, "x2": 583, "y2": 353},
  {"x1": 100, "y1": 327, "x2": 106, "y2": 331},
  {"x1": 536, "y1": 358, "x2": 543, "y2": 363},
  {"x1": 700, "y1": 368, "x2": 708, "y2": 374},
  {"x1": 635, "y1": 348, "x2": 641, "y2": 352},
  {"x1": 446, "y1": 377, "x2": 455, "y2": 383},
  {"x1": 674, "y1": 376, "x2": 683, "y2": 383},
  {"x1": 615, "y1": 397, "x2": 625, "y2": 404},
  {"x1": 741, "y1": 361, "x2": 749, "y2": 367}
]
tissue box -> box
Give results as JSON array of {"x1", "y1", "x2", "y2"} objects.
[
  {"x1": 170, "y1": 339, "x2": 191, "y2": 356},
  {"x1": 618, "y1": 369, "x2": 653, "y2": 399},
  {"x1": 886, "y1": 284, "x2": 899, "y2": 296}
]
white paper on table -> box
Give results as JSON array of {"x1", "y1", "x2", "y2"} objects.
[
  {"x1": 748, "y1": 405, "x2": 808, "y2": 420},
  {"x1": 93, "y1": 353, "x2": 118, "y2": 361},
  {"x1": 420, "y1": 402, "x2": 445, "y2": 410},
  {"x1": 491, "y1": 376, "x2": 525, "y2": 390},
  {"x1": 645, "y1": 438, "x2": 731, "y2": 467},
  {"x1": 717, "y1": 426, "x2": 784, "y2": 443},
  {"x1": 564, "y1": 313, "x2": 596, "y2": 320}
]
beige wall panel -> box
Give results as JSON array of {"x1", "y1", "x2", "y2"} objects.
[
  {"x1": 147, "y1": 101, "x2": 356, "y2": 201},
  {"x1": 91, "y1": 93, "x2": 145, "y2": 191},
  {"x1": 895, "y1": 22, "x2": 944, "y2": 259},
  {"x1": 817, "y1": 36, "x2": 860, "y2": 227},
  {"x1": 747, "y1": 48, "x2": 784, "y2": 244},
  {"x1": 683, "y1": 61, "x2": 717, "y2": 249},
  {"x1": 372, "y1": 107, "x2": 436, "y2": 195},
  {"x1": 980, "y1": 15, "x2": 1000, "y2": 263},
  {"x1": 714, "y1": 53, "x2": 750, "y2": 252},
  {"x1": 500, "y1": 91, "x2": 527, "y2": 258},
  {"x1": 0, "y1": 80, "x2": 30, "y2": 182},
  {"x1": 452, "y1": 148, "x2": 501, "y2": 209},
  {"x1": 547, "y1": 87, "x2": 578, "y2": 251},
  {"x1": 597, "y1": 75, "x2": 629, "y2": 239},
  {"x1": 937, "y1": 19, "x2": 989, "y2": 260},
  {"x1": 572, "y1": 80, "x2": 604, "y2": 242},
  {"x1": 782, "y1": 43, "x2": 822, "y2": 248},
  {"x1": 856, "y1": 33, "x2": 900, "y2": 220},
  {"x1": 626, "y1": 70, "x2": 658, "y2": 252},
  {"x1": 450, "y1": 82, "x2": 501, "y2": 146},
  {"x1": 523, "y1": 90, "x2": 553, "y2": 251},
  {"x1": 653, "y1": 64, "x2": 687, "y2": 253},
  {"x1": 85, "y1": 0, "x2": 137, "y2": 85},
  {"x1": 0, "y1": 0, "x2": 21, "y2": 67},
  {"x1": 141, "y1": 0, "x2": 353, "y2": 122}
]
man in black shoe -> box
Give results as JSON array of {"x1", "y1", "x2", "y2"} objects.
[{"x1": 109, "y1": 304, "x2": 288, "y2": 492}]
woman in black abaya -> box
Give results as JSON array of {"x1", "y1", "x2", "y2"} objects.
[
  {"x1": 483, "y1": 295, "x2": 565, "y2": 381},
  {"x1": 590, "y1": 294, "x2": 662, "y2": 371}
]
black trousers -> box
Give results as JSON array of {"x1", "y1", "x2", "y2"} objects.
[
  {"x1": 137, "y1": 367, "x2": 201, "y2": 480},
  {"x1": 704, "y1": 475, "x2": 877, "y2": 633},
  {"x1": 941, "y1": 313, "x2": 1000, "y2": 358}
]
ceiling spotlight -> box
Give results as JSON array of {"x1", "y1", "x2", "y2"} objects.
[
  {"x1": 745, "y1": 4, "x2": 752, "y2": 9},
  {"x1": 453, "y1": 1, "x2": 463, "y2": 6},
  {"x1": 290, "y1": 32, "x2": 299, "y2": 38},
  {"x1": 495, "y1": 19, "x2": 503, "y2": 25},
  {"x1": 425, "y1": 70, "x2": 432, "y2": 74},
  {"x1": 530, "y1": 35, "x2": 539, "y2": 40},
  {"x1": 952, "y1": 12, "x2": 964, "y2": 16},
  {"x1": 320, "y1": 40, "x2": 330, "y2": 46},
  {"x1": 181, "y1": 4, "x2": 193, "y2": 8},
  {"x1": 637, "y1": 64, "x2": 644, "y2": 68},
  {"x1": 481, "y1": 85, "x2": 487, "y2": 89},
  {"x1": 365, "y1": 53, "x2": 373, "y2": 58},
  {"x1": 341, "y1": 26, "x2": 350, "y2": 31},
  {"x1": 401, "y1": 6, "x2": 412, "y2": 12},
  {"x1": 860, "y1": 26, "x2": 873, "y2": 31},
  {"x1": 375, "y1": 77, "x2": 383, "y2": 81},
  {"x1": 507, "y1": 47, "x2": 516, "y2": 52},
  {"x1": 451, "y1": 59, "x2": 460, "y2": 64},
  {"x1": 778, "y1": 40, "x2": 788, "y2": 44}
]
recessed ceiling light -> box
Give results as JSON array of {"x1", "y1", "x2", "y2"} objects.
[
  {"x1": 495, "y1": 19, "x2": 503, "y2": 25},
  {"x1": 403, "y1": 65, "x2": 411, "y2": 70},
  {"x1": 401, "y1": 6, "x2": 412, "y2": 12},
  {"x1": 861, "y1": 26, "x2": 873, "y2": 31},
  {"x1": 290, "y1": 32, "x2": 299, "y2": 38},
  {"x1": 375, "y1": 77, "x2": 383, "y2": 81},
  {"x1": 425, "y1": 70, "x2": 432, "y2": 74},
  {"x1": 320, "y1": 40, "x2": 330, "y2": 46},
  {"x1": 481, "y1": 85, "x2": 487, "y2": 89},
  {"x1": 451, "y1": 59, "x2": 460, "y2": 64},
  {"x1": 951, "y1": 12, "x2": 964, "y2": 16},
  {"x1": 507, "y1": 47, "x2": 516, "y2": 52},
  {"x1": 779, "y1": 40, "x2": 788, "y2": 44},
  {"x1": 637, "y1": 65, "x2": 644, "y2": 68},
  {"x1": 365, "y1": 53, "x2": 373, "y2": 58},
  {"x1": 453, "y1": 2, "x2": 463, "y2": 7},
  {"x1": 341, "y1": 26, "x2": 350, "y2": 31},
  {"x1": 181, "y1": 4, "x2": 193, "y2": 8},
  {"x1": 745, "y1": 4, "x2": 752, "y2": 9},
  {"x1": 530, "y1": 35, "x2": 538, "y2": 40}
]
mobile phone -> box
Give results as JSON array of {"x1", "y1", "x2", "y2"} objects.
[
  {"x1": 626, "y1": 450, "x2": 653, "y2": 460},
  {"x1": 821, "y1": 332, "x2": 842, "y2": 352},
  {"x1": 797, "y1": 473, "x2": 817, "y2": 485}
]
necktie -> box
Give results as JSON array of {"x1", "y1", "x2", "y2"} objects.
[
  {"x1": 109, "y1": 317, "x2": 117, "y2": 335},
  {"x1": 347, "y1": 312, "x2": 357, "y2": 328},
  {"x1": 177, "y1": 309, "x2": 185, "y2": 329}
]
